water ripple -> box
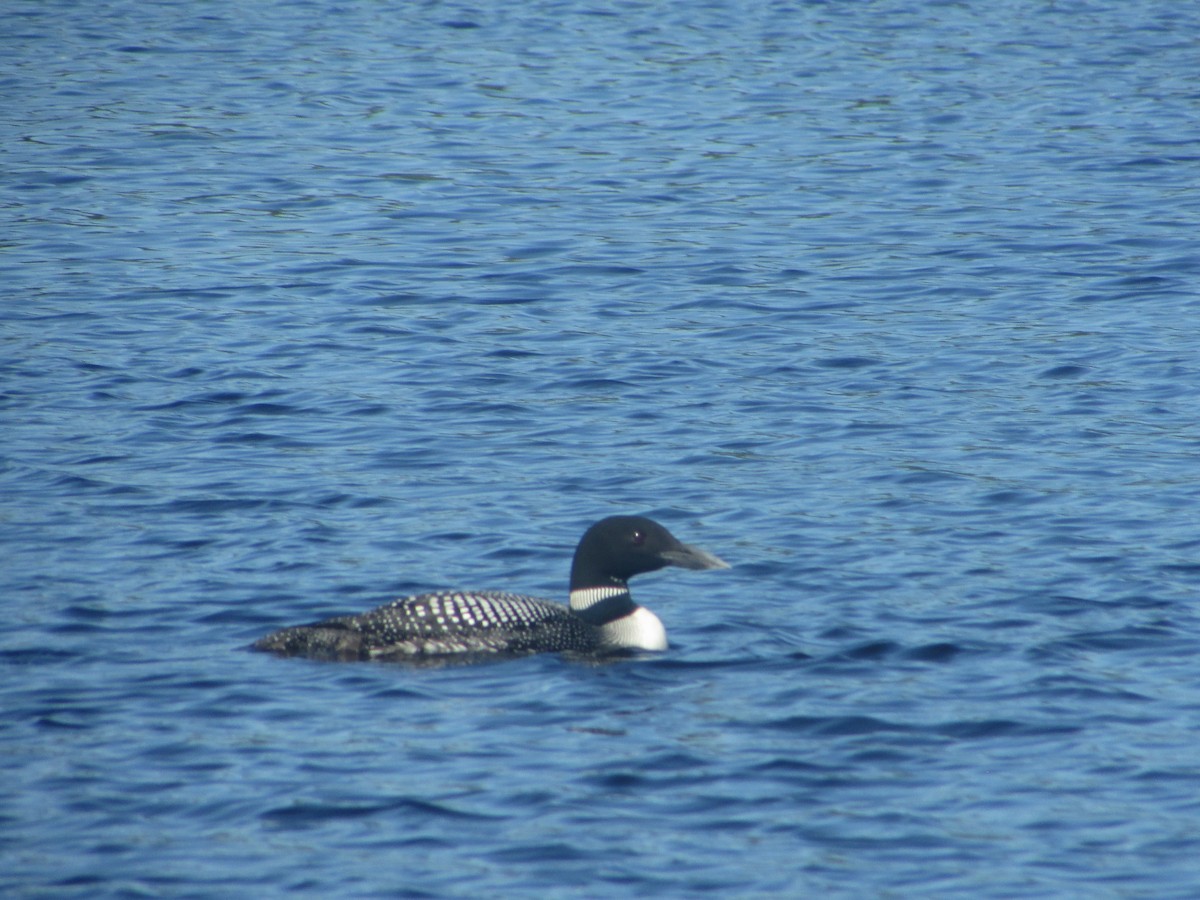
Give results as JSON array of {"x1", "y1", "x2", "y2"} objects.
[{"x1": 5, "y1": 0, "x2": 1200, "y2": 896}]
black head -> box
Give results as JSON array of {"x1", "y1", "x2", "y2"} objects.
[{"x1": 569, "y1": 515, "x2": 729, "y2": 590}]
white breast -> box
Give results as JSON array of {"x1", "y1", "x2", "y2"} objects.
[{"x1": 600, "y1": 606, "x2": 668, "y2": 651}]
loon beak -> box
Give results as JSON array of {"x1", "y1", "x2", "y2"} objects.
[{"x1": 660, "y1": 542, "x2": 730, "y2": 571}]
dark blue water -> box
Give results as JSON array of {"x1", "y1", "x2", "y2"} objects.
[{"x1": 5, "y1": 0, "x2": 1200, "y2": 895}]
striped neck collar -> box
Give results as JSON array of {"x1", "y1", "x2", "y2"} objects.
[{"x1": 569, "y1": 585, "x2": 635, "y2": 626}]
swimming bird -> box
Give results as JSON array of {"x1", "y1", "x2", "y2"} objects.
[{"x1": 252, "y1": 515, "x2": 728, "y2": 662}]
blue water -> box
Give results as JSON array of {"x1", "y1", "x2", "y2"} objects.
[{"x1": 4, "y1": 0, "x2": 1200, "y2": 895}]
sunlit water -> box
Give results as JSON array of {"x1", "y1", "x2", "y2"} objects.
[{"x1": 4, "y1": 0, "x2": 1200, "y2": 896}]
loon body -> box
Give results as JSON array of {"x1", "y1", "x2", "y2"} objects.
[{"x1": 252, "y1": 515, "x2": 728, "y2": 662}]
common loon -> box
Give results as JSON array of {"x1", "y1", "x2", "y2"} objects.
[{"x1": 252, "y1": 515, "x2": 729, "y2": 662}]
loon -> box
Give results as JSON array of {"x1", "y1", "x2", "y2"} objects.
[{"x1": 252, "y1": 515, "x2": 728, "y2": 662}]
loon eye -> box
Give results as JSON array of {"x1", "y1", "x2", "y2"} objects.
[{"x1": 631, "y1": 530, "x2": 646, "y2": 546}]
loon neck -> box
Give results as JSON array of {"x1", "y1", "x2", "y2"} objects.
[
  {"x1": 569, "y1": 584, "x2": 635, "y2": 626},
  {"x1": 569, "y1": 586, "x2": 667, "y2": 651}
]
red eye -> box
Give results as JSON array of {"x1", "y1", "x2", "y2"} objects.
[{"x1": 631, "y1": 530, "x2": 645, "y2": 546}]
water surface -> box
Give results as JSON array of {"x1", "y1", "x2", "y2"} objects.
[{"x1": 4, "y1": 0, "x2": 1200, "y2": 896}]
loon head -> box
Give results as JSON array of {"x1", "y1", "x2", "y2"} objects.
[
  {"x1": 567, "y1": 515, "x2": 728, "y2": 651},
  {"x1": 569, "y1": 515, "x2": 729, "y2": 591}
]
